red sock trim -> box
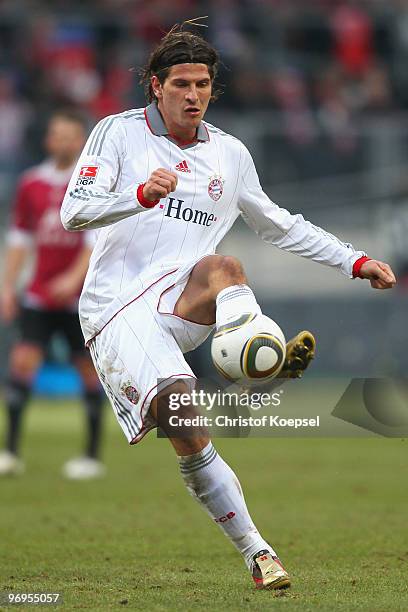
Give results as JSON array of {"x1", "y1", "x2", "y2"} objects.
[
  {"x1": 352, "y1": 256, "x2": 371, "y2": 278},
  {"x1": 137, "y1": 183, "x2": 160, "y2": 208}
]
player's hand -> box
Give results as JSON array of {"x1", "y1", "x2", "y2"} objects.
[
  {"x1": 0, "y1": 286, "x2": 18, "y2": 322},
  {"x1": 359, "y1": 259, "x2": 396, "y2": 289},
  {"x1": 143, "y1": 168, "x2": 178, "y2": 202},
  {"x1": 47, "y1": 274, "x2": 79, "y2": 303}
]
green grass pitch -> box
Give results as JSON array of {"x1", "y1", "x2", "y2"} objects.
[{"x1": 0, "y1": 399, "x2": 407, "y2": 611}]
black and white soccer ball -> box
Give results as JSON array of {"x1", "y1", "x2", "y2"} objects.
[{"x1": 211, "y1": 313, "x2": 286, "y2": 385}]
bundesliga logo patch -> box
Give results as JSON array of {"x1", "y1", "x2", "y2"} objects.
[
  {"x1": 76, "y1": 165, "x2": 99, "y2": 186},
  {"x1": 208, "y1": 174, "x2": 224, "y2": 202}
]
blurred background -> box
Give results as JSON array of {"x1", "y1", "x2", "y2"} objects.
[{"x1": 0, "y1": 0, "x2": 407, "y2": 386}]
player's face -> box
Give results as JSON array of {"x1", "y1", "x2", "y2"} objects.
[
  {"x1": 45, "y1": 118, "x2": 86, "y2": 167},
  {"x1": 152, "y1": 63, "x2": 212, "y2": 140}
]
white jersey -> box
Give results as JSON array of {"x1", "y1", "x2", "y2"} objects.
[{"x1": 61, "y1": 102, "x2": 365, "y2": 343}]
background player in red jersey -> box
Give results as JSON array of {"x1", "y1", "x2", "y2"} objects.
[{"x1": 0, "y1": 110, "x2": 105, "y2": 479}]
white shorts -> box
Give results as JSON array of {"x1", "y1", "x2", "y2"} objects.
[{"x1": 88, "y1": 271, "x2": 214, "y2": 444}]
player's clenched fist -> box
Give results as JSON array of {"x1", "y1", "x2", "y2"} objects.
[
  {"x1": 143, "y1": 168, "x2": 178, "y2": 202},
  {"x1": 359, "y1": 259, "x2": 396, "y2": 289}
]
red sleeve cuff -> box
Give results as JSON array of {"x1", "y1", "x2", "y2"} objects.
[
  {"x1": 352, "y1": 256, "x2": 371, "y2": 279},
  {"x1": 137, "y1": 183, "x2": 160, "y2": 208}
]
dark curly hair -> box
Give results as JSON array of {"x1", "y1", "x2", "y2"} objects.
[{"x1": 140, "y1": 25, "x2": 220, "y2": 103}]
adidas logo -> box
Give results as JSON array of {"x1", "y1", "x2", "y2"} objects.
[{"x1": 175, "y1": 160, "x2": 191, "y2": 173}]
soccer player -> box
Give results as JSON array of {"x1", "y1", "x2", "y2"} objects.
[
  {"x1": 0, "y1": 110, "x2": 106, "y2": 480},
  {"x1": 60, "y1": 29, "x2": 396, "y2": 589}
]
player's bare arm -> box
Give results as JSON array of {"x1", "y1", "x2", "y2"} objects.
[
  {"x1": 0, "y1": 244, "x2": 29, "y2": 322},
  {"x1": 47, "y1": 246, "x2": 93, "y2": 304}
]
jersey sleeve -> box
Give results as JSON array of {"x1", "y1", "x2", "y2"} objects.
[
  {"x1": 237, "y1": 145, "x2": 366, "y2": 278},
  {"x1": 61, "y1": 116, "x2": 153, "y2": 231},
  {"x1": 6, "y1": 178, "x2": 35, "y2": 247}
]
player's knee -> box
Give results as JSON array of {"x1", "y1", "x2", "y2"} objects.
[
  {"x1": 204, "y1": 254, "x2": 245, "y2": 282},
  {"x1": 218, "y1": 255, "x2": 245, "y2": 283},
  {"x1": 152, "y1": 380, "x2": 210, "y2": 443},
  {"x1": 75, "y1": 357, "x2": 100, "y2": 390},
  {"x1": 9, "y1": 344, "x2": 42, "y2": 381},
  {"x1": 153, "y1": 380, "x2": 192, "y2": 420},
  {"x1": 82, "y1": 374, "x2": 101, "y2": 392}
]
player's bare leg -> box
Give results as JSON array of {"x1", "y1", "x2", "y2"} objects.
[
  {"x1": 150, "y1": 381, "x2": 290, "y2": 589},
  {"x1": 174, "y1": 254, "x2": 315, "y2": 379},
  {"x1": 62, "y1": 354, "x2": 106, "y2": 480},
  {"x1": 0, "y1": 343, "x2": 43, "y2": 476},
  {"x1": 174, "y1": 254, "x2": 246, "y2": 325}
]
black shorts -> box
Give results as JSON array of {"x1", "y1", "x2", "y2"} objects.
[{"x1": 18, "y1": 306, "x2": 86, "y2": 354}]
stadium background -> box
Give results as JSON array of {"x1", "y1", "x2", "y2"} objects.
[{"x1": 0, "y1": 2, "x2": 407, "y2": 610}]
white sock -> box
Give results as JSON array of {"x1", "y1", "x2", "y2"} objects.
[
  {"x1": 178, "y1": 441, "x2": 276, "y2": 568},
  {"x1": 215, "y1": 285, "x2": 261, "y2": 330}
]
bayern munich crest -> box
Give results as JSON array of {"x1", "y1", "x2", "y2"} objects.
[
  {"x1": 208, "y1": 174, "x2": 224, "y2": 202},
  {"x1": 121, "y1": 382, "x2": 140, "y2": 405}
]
